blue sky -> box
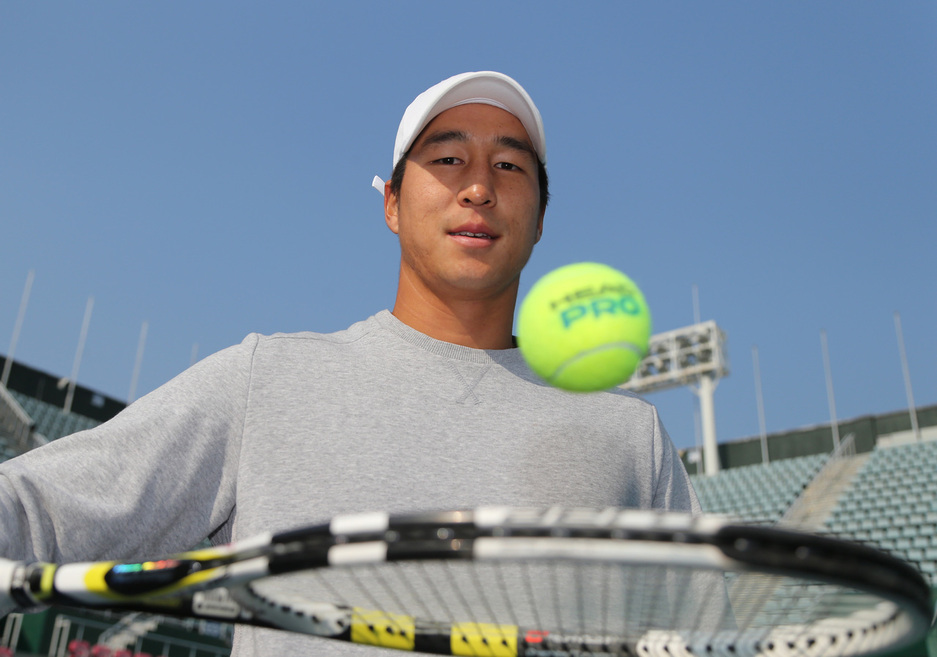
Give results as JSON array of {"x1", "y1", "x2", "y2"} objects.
[{"x1": 1, "y1": 2, "x2": 935, "y2": 452}]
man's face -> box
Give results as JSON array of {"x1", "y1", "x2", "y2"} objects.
[{"x1": 385, "y1": 103, "x2": 545, "y2": 304}]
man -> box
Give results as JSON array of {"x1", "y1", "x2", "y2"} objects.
[{"x1": 0, "y1": 72, "x2": 700, "y2": 655}]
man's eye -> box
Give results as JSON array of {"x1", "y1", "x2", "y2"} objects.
[
  {"x1": 495, "y1": 162, "x2": 522, "y2": 171},
  {"x1": 433, "y1": 157, "x2": 461, "y2": 165}
]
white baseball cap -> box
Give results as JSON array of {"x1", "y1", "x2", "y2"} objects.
[{"x1": 372, "y1": 71, "x2": 546, "y2": 195}]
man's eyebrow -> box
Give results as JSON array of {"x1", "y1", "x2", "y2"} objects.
[
  {"x1": 418, "y1": 130, "x2": 468, "y2": 149},
  {"x1": 496, "y1": 135, "x2": 537, "y2": 159}
]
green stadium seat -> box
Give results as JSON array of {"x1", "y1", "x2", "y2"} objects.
[
  {"x1": 8, "y1": 390, "x2": 100, "y2": 441},
  {"x1": 694, "y1": 441, "x2": 936, "y2": 581}
]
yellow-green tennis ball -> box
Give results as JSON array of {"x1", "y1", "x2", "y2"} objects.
[{"x1": 517, "y1": 262, "x2": 651, "y2": 392}]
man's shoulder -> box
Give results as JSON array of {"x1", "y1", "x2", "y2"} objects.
[{"x1": 244, "y1": 312, "x2": 390, "y2": 352}]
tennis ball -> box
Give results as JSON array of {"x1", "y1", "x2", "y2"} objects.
[{"x1": 517, "y1": 262, "x2": 651, "y2": 392}]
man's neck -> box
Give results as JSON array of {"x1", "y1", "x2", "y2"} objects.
[{"x1": 391, "y1": 279, "x2": 518, "y2": 350}]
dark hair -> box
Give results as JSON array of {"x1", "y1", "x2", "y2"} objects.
[{"x1": 388, "y1": 155, "x2": 550, "y2": 212}]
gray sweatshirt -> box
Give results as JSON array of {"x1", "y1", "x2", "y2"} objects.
[{"x1": 0, "y1": 310, "x2": 699, "y2": 655}]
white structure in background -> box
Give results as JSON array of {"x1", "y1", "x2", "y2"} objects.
[{"x1": 622, "y1": 320, "x2": 730, "y2": 476}]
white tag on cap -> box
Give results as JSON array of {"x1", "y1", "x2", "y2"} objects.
[{"x1": 371, "y1": 175, "x2": 385, "y2": 196}]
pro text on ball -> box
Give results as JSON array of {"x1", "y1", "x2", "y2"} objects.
[{"x1": 560, "y1": 295, "x2": 642, "y2": 329}]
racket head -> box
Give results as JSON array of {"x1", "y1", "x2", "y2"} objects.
[
  {"x1": 239, "y1": 507, "x2": 935, "y2": 656},
  {"x1": 15, "y1": 507, "x2": 935, "y2": 657}
]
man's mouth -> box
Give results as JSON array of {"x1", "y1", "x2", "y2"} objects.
[{"x1": 450, "y1": 231, "x2": 495, "y2": 240}]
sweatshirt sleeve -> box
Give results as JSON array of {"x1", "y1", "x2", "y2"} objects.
[
  {"x1": 0, "y1": 335, "x2": 258, "y2": 564},
  {"x1": 650, "y1": 407, "x2": 702, "y2": 514}
]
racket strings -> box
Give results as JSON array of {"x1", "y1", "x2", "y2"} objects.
[
  {"x1": 293, "y1": 560, "x2": 520, "y2": 654},
  {"x1": 451, "y1": 562, "x2": 517, "y2": 655},
  {"x1": 794, "y1": 584, "x2": 849, "y2": 655},
  {"x1": 518, "y1": 560, "x2": 543, "y2": 633},
  {"x1": 257, "y1": 563, "x2": 418, "y2": 641},
  {"x1": 387, "y1": 560, "x2": 520, "y2": 655},
  {"x1": 491, "y1": 561, "x2": 523, "y2": 630},
  {"x1": 725, "y1": 571, "x2": 789, "y2": 651},
  {"x1": 307, "y1": 560, "x2": 672, "y2": 645},
  {"x1": 799, "y1": 585, "x2": 890, "y2": 656},
  {"x1": 724, "y1": 572, "x2": 898, "y2": 657},
  {"x1": 249, "y1": 546, "x2": 915, "y2": 657},
  {"x1": 541, "y1": 561, "x2": 576, "y2": 652},
  {"x1": 398, "y1": 561, "x2": 450, "y2": 622},
  {"x1": 347, "y1": 564, "x2": 420, "y2": 642},
  {"x1": 548, "y1": 560, "x2": 564, "y2": 639},
  {"x1": 599, "y1": 563, "x2": 610, "y2": 633}
]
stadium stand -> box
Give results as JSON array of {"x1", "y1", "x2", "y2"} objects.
[
  {"x1": 7, "y1": 391, "x2": 100, "y2": 443},
  {"x1": 0, "y1": 386, "x2": 32, "y2": 459},
  {"x1": 690, "y1": 452, "x2": 828, "y2": 524},
  {"x1": 689, "y1": 431, "x2": 937, "y2": 591},
  {"x1": 690, "y1": 429, "x2": 937, "y2": 656},
  {"x1": 823, "y1": 438, "x2": 937, "y2": 587}
]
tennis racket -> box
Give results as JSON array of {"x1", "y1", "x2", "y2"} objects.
[{"x1": 0, "y1": 507, "x2": 932, "y2": 657}]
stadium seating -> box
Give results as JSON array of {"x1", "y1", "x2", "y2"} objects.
[
  {"x1": 0, "y1": 435, "x2": 18, "y2": 463},
  {"x1": 690, "y1": 453, "x2": 828, "y2": 524},
  {"x1": 691, "y1": 440, "x2": 937, "y2": 588},
  {"x1": 7, "y1": 390, "x2": 100, "y2": 443},
  {"x1": 822, "y1": 438, "x2": 937, "y2": 585}
]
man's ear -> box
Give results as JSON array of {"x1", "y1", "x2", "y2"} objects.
[
  {"x1": 534, "y1": 207, "x2": 545, "y2": 243},
  {"x1": 384, "y1": 179, "x2": 400, "y2": 235}
]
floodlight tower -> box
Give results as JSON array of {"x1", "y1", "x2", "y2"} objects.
[{"x1": 621, "y1": 321, "x2": 730, "y2": 475}]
